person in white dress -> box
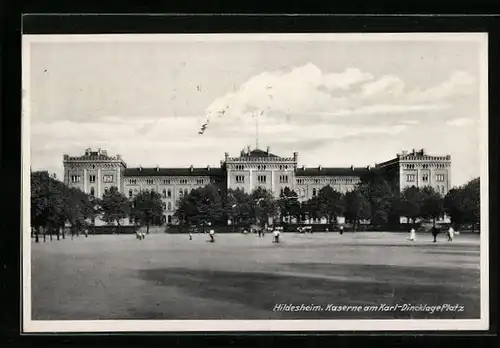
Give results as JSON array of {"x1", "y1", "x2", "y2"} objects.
[
  {"x1": 273, "y1": 228, "x2": 280, "y2": 243},
  {"x1": 408, "y1": 228, "x2": 416, "y2": 242},
  {"x1": 448, "y1": 226, "x2": 454, "y2": 242}
]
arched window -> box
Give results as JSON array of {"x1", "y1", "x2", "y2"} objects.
[
  {"x1": 167, "y1": 189, "x2": 171, "y2": 197},
  {"x1": 168, "y1": 202, "x2": 172, "y2": 210},
  {"x1": 90, "y1": 187, "x2": 95, "y2": 196},
  {"x1": 163, "y1": 189, "x2": 167, "y2": 198},
  {"x1": 104, "y1": 187, "x2": 109, "y2": 195},
  {"x1": 312, "y1": 188, "x2": 317, "y2": 196},
  {"x1": 167, "y1": 215, "x2": 172, "y2": 224},
  {"x1": 129, "y1": 189, "x2": 132, "y2": 198},
  {"x1": 179, "y1": 189, "x2": 183, "y2": 196},
  {"x1": 162, "y1": 202, "x2": 166, "y2": 210}
]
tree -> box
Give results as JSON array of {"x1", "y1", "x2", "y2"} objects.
[
  {"x1": 62, "y1": 187, "x2": 91, "y2": 238},
  {"x1": 316, "y1": 185, "x2": 344, "y2": 225},
  {"x1": 251, "y1": 187, "x2": 278, "y2": 227},
  {"x1": 397, "y1": 186, "x2": 425, "y2": 223},
  {"x1": 444, "y1": 178, "x2": 480, "y2": 231},
  {"x1": 101, "y1": 186, "x2": 130, "y2": 230},
  {"x1": 31, "y1": 171, "x2": 65, "y2": 242},
  {"x1": 131, "y1": 190, "x2": 164, "y2": 234},
  {"x1": 226, "y1": 188, "x2": 253, "y2": 227},
  {"x1": 420, "y1": 186, "x2": 444, "y2": 227},
  {"x1": 343, "y1": 189, "x2": 371, "y2": 231},
  {"x1": 175, "y1": 184, "x2": 225, "y2": 230},
  {"x1": 277, "y1": 187, "x2": 301, "y2": 224},
  {"x1": 357, "y1": 170, "x2": 397, "y2": 225}
]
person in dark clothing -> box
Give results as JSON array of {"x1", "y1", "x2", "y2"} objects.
[{"x1": 431, "y1": 226, "x2": 439, "y2": 242}]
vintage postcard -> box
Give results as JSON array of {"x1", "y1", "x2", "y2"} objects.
[{"x1": 22, "y1": 32, "x2": 489, "y2": 332}]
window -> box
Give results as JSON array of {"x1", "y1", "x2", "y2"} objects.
[
  {"x1": 257, "y1": 175, "x2": 267, "y2": 183},
  {"x1": 129, "y1": 189, "x2": 133, "y2": 198},
  {"x1": 423, "y1": 164, "x2": 429, "y2": 169},
  {"x1": 179, "y1": 189, "x2": 183, "y2": 197},
  {"x1": 436, "y1": 174, "x2": 445, "y2": 182},
  {"x1": 312, "y1": 188, "x2": 317, "y2": 196},
  {"x1": 197, "y1": 179, "x2": 204, "y2": 185},
  {"x1": 168, "y1": 202, "x2": 172, "y2": 210},
  {"x1": 235, "y1": 164, "x2": 244, "y2": 170},
  {"x1": 279, "y1": 175, "x2": 288, "y2": 183},
  {"x1": 90, "y1": 187, "x2": 95, "y2": 196},
  {"x1": 167, "y1": 215, "x2": 172, "y2": 224},
  {"x1": 236, "y1": 175, "x2": 245, "y2": 183},
  {"x1": 89, "y1": 175, "x2": 96, "y2": 183},
  {"x1": 162, "y1": 202, "x2": 167, "y2": 210},
  {"x1": 297, "y1": 178, "x2": 304, "y2": 184},
  {"x1": 406, "y1": 164, "x2": 415, "y2": 169},
  {"x1": 71, "y1": 175, "x2": 81, "y2": 183},
  {"x1": 314, "y1": 179, "x2": 320, "y2": 184},
  {"x1": 146, "y1": 179, "x2": 154, "y2": 185},
  {"x1": 422, "y1": 174, "x2": 429, "y2": 182},
  {"x1": 163, "y1": 179, "x2": 171, "y2": 185},
  {"x1": 129, "y1": 179, "x2": 137, "y2": 185},
  {"x1": 103, "y1": 175, "x2": 113, "y2": 183},
  {"x1": 167, "y1": 189, "x2": 172, "y2": 197},
  {"x1": 257, "y1": 165, "x2": 267, "y2": 170},
  {"x1": 104, "y1": 187, "x2": 109, "y2": 195},
  {"x1": 406, "y1": 174, "x2": 416, "y2": 182},
  {"x1": 184, "y1": 189, "x2": 189, "y2": 196},
  {"x1": 163, "y1": 189, "x2": 167, "y2": 198},
  {"x1": 180, "y1": 179, "x2": 188, "y2": 184}
]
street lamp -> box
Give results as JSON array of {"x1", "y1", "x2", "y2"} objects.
[{"x1": 231, "y1": 204, "x2": 237, "y2": 232}]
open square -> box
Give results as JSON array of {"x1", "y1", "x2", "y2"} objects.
[{"x1": 31, "y1": 231, "x2": 480, "y2": 320}]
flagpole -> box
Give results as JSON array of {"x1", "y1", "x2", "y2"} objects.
[{"x1": 256, "y1": 111, "x2": 259, "y2": 150}]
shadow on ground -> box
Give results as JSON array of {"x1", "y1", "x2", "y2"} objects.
[{"x1": 137, "y1": 264, "x2": 480, "y2": 320}]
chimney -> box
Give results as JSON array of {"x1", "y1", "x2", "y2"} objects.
[
  {"x1": 302, "y1": 165, "x2": 305, "y2": 170},
  {"x1": 117, "y1": 154, "x2": 121, "y2": 160},
  {"x1": 63, "y1": 154, "x2": 69, "y2": 160},
  {"x1": 420, "y1": 148, "x2": 425, "y2": 155},
  {"x1": 139, "y1": 166, "x2": 142, "y2": 172},
  {"x1": 412, "y1": 148, "x2": 415, "y2": 155},
  {"x1": 225, "y1": 152, "x2": 229, "y2": 161},
  {"x1": 266, "y1": 146, "x2": 270, "y2": 154},
  {"x1": 350, "y1": 165, "x2": 354, "y2": 170},
  {"x1": 293, "y1": 152, "x2": 298, "y2": 162},
  {"x1": 318, "y1": 165, "x2": 322, "y2": 170},
  {"x1": 367, "y1": 165, "x2": 371, "y2": 170},
  {"x1": 207, "y1": 165, "x2": 211, "y2": 171},
  {"x1": 247, "y1": 145, "x2": 251, "y2": 153},
  {"x1": 190, "y1": 165, "x2": 194, "y2": 172},
  {"x1": 402, "y1": 150, "x2": 408, "y2": 156},
  {"x1": 156, "y1": 165, "x2": 160, "y2": 172}
]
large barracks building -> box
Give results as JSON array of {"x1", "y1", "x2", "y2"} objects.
[{"x1": 63, "y1": 146, "x2": 451, "y2": 224}]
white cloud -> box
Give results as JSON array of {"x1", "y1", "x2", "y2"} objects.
[{"x1": 446, "y1": 117, "x2": 476, "y2": 127}]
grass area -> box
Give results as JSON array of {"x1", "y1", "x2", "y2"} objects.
[{"x1": 31, "y1": 231, "x2": 480, "y2": 320}]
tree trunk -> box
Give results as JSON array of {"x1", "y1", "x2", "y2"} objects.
[
  {"x1": 57, "y1": 227, "x2": 60, "y2": 240},
  {"x1": 49, "y1": 227, "x2": 53, "y2": 241},
  {"x1": 43, "y1": 226, "x2": 46, "y2": 242},
  {"x1": 35, "y1": 227, "x2": 39, "y2": 243},
  {"x1": 433, "y1": 218, "x2": 436, "y2": 227},
  {"x1": 62, "y1": 227, "x2": 66, "y2": 239},
  {"x1": 146, "y1": 223, "x2": 150, "y2": 235}
]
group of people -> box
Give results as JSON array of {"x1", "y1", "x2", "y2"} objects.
[{"x1": 408, "y1": 225, "x2": 457, "y2": 242}]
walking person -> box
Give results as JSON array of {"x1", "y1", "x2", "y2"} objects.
[
  {"x1": 448, "y1": 225, "x2": 455, "y2": 242},
  {"x1": 408, "y1": 227, "x2": 416, "y2": 242},
  {"x1": 273, "y1": 227, "x2": 280, "y2": 243},
  {"x1": 189, "y1": 231, "x2": 193, "y2": 240},
  {"x1": 431, "y1": 225, "x2": 439, "y2": 243},
  {"x1": 339, "y1": 225, "x2": 344, "y2": 235},
  {"x1": 208, "y1": 223, "x2": 215, "y2": 243}
]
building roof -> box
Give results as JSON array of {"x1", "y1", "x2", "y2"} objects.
[
  {"x1": 242, "y1": 149, "x2": 279, "y2": 158},
  {"x1": 124, "y1": 167, "x2": 224, "y2": 177},
  {"x1": 294, "y1": 167, "x2": 372, "y2": 177}
]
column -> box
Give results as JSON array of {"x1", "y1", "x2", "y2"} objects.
[
  {"x1": 83, "y1": 168, "x2": 88, "y2": 193},
  {"x1": 97, "y1": 167, "x2": 101, "y2": 198},
  {"x1": 116, "y1": 166, "x2": 121, "y2": 192},
  {"x1": 271, "y1": 169, "x2": 275, "y2": 193},
  {"x1": 227, "y1": 167, "x2": 231, "y2": 190},
  {"x1": 248, "y1": 168, "x2": 253, "y2": 193}
]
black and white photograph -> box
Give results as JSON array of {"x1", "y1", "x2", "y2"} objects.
[{"x1": 22, "y1": 32, "x2": 489, "y2": 332}]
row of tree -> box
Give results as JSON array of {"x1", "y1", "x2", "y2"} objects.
[
  {"x1": 31, "y1": 171, "x2": 165, "y2": 242},
  {"x1": 174, "y1": 173, "x2": 481, "y2": 232},
  {"x1": 31, "y1": 170, "x2": 481, "y2": 239}
]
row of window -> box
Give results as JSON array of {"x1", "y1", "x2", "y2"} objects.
[
  {"x1": 405, "y1": 163, "x2": 447, "y2": 169},
  {"x1": 296, "y1": 178, "x2": 356, "y2": 185},
  {"x1": 234, "y1": 164, "x2": 290, "y2": 171},
  {"x1": 406, "y1": 174, "x2": 445, "y2": 182},
  {"x1": 70, "y1": 174, "x2": 114, "y2": 184},
  {"x1": 127, "y1": 188, "x2": 193, "y2": 199},
  {"x1": 129, "y1": 178, "x2": 209, "y2": 185}
]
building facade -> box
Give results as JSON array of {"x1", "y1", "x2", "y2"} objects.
[
  {"x1": 375, "y1": 148, "x2": 452, "y2": 196},
  {"x1": 63, "y1": 146, "x2": 451, "y2": 224}
]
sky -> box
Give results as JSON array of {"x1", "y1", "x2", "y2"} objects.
[{"x1": 25, "y1": 34, "x2": 486, "y2": 187}]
